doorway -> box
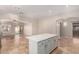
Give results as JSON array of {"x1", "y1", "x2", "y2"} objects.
[{"x1": 73, "y1": 23, "x2": 79, "y2": 38}]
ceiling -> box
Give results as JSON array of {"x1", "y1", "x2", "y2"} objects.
[{"x1": 0, "y1": 5, "x2": 79, "y2": 21}]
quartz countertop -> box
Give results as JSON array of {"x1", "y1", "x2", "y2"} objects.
[{"x1": 26, "y1": 33, "x2": 57, "y2": 42}]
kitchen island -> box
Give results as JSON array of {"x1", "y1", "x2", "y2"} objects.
[{"x1": 27, "y1": 33, "x2": 58, "y2": 54}]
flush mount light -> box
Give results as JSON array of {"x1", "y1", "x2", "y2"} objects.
[{"x1": 63, "y1": 22, "x2": 67, "y2": 27}]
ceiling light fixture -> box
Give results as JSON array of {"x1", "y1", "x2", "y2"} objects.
[{"x1": 48, "y1": 10, "x2": 52, "y2": 15}]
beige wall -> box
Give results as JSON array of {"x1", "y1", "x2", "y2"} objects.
[
  {"x1": 32, "y1": 20, "x2": 39, "y2": 35},
  {"x1": 38, "y1": 18, "x2": 57, "y2": 34},
  {"x1": 24, "y1": 23, "x2": 32, "y2": 36},
  {"x1": 31, "y1": 17, "x2": 58, "y2": 35}
]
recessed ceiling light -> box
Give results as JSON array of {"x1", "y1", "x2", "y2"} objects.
[{"x1": 48, "y1": 10, "x2": 52, "y2": 15}]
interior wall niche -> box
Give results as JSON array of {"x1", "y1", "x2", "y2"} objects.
[{"x1": 73, "y1": 23, "x2": 79, "y2": 37}]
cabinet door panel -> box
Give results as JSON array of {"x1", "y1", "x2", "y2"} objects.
[
  {"x1": 38, "y1": 41, "x2": 45, "y2": 54},
  {"x1": 52, "y1": 37, "x2": 57, "y2": 49},
  {"x1": 45, "y1": 39, "x2": 52, "y2": 53},
  {"x1": 49, "y1": 38, "x2": 54, "y2": 52},
  {"x1": 38, "y1": 36, "x2": 57, "y2": 54},
  {"x1": 49, "y1": 37, "x2": 57, "y2": 52}
]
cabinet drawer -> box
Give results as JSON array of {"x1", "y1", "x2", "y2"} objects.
[{"x1": 38, "y1": 40, "x2": 45, "y2": 54}]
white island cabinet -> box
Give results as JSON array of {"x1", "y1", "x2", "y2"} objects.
[{"x1": 27, "y1": 34, "x2": 58, "y2": 54}]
